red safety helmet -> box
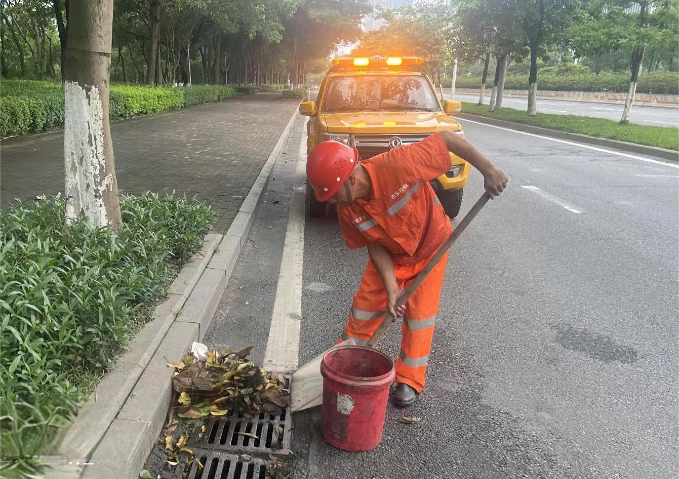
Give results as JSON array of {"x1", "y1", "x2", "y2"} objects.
[{"x1": 306, "y1": 141, "x2": 359, "y2": 202}]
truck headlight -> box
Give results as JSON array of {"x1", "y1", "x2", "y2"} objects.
[
  {"x1": 320, "y1": 133, "x2": 352, "y2": 146},
  {"x1": 446, "y1": 165, "x2": 463, "y2": 178}
]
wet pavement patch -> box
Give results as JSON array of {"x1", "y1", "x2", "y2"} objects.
[{"x1": 552, "y1": 323, "x2": 638, "y2": 364}]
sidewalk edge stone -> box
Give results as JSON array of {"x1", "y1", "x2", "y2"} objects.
[
  {"x1": 457, "y1": 113, "x2": 679, "y2": 162},
  {"x1": 61, "y1": 108, "x2": 299, "y2": 479}
]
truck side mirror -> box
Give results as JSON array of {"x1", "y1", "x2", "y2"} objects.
[
  {"x1": 299, "y1": 101, "x2": 316, "y2": 116},
  {"x1": 443, "y1": 100, "x2": 462, "y2": 115}
]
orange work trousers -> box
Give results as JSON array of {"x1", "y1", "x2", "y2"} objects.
[{"x1": 339, "y1": 251, "x2": 449, "y2": 392}]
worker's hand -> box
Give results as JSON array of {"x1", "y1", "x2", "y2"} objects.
[
  {"x1": 387, "y1": 286, "x2": 406, "y2": 318},
  {"x1": 483, "y1": 166, "x2": 509, "y2": 198}
]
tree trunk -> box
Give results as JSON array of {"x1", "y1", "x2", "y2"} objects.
[
  {"x1": 147, "y1": 0, "x2": 161, "y2": 84},
  {"x1": 621, "y1": 47, "x2": 644, "y2": 124},
  {"x1": 3, "y1": 13, "x2": 25, "y2": 76},
  {"x1": 64, "y1": 0, "x2": 122, "y2": 231},
  {"x1": 621, "y1": 3, "x2": 647, "y2": 124},
  {"x1": 527, "y1": 44, "x2": 539, "y2": 116},
  {"x1": 478, "y1": 52, "x2": 490, "y2": 105},
  {"x1": 496, "y1": 55, "x2": 508, "y2": 110},
  {"x1": 0, "y1": 6, "x2": 6, "y2": 77},
  {"x1": 213, "y1": 33, "x2": 221, "y2": 85},
  {"x1": 156, "y1": 43, "x2": 164, "y2": 85},
  {"x1": 292, "y1": 30, "x2": 302, "y2": 86},
  {"x1": 119, "y1": 45, "x2": 126, "y2": 82},
  {"x1": 200, "y1": 46, "x2": 208, "y2": 83},
  {"x1": 489, "y1": 56, "x2": 501, "y2": 111}
]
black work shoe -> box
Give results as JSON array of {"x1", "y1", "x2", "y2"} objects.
[{"x1": 392, "y1": 382, "x2": 417, "y2": 408}]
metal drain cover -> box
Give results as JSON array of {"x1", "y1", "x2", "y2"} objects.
[
  {"x1": 162, "y1": 450, "x2": 270, "y2": 479},
  {"x1": 189, "y1": 408, "x2": 292, "y2": 456}
]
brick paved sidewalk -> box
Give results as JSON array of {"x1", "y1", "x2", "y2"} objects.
[{"x1": 0, "y1": 92, "x2": 298, "y2": 232}]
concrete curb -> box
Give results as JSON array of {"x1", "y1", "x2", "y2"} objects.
[
  {"x1": 50, "y1": 108, "x2": 299, "y2": 479},
  {"x1": 457, "y1": 113, "x2": 679, "y2": 162},
  {"x1": 454, "y1": 87, "x2": 679, "y2": 108}
]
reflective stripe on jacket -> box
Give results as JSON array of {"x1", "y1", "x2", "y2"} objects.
[{"x1": 338, "y1": 133, "x2": 453, "y2": 265}]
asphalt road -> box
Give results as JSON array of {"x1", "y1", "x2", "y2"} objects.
[
  {"x1": 309, "y1": 87, "x2": 679, "y2": 127},
  {"x1": 452, "y1": 92, "x2": 679, "y2": 127},
  {"x1": 205, "y1": 116, "x2": 678, "y2": 478}
]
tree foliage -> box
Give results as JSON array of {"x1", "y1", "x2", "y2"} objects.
[{"x1": 0, "y1": 0, "x2": 369, "y2": 85}]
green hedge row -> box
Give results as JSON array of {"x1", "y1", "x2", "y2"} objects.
[
  {"x1": 1, "y1": 81, "x2": 238, "y2": 138},
  {"x1": 282, "y1": 87, "x2": 308, "y2": 100},
  {"x1": 0, "y1": 193, "x2": 214, "y2": 461},
  {"x1": 456, "y1": 71, "x2": 679, "y2": 95}
]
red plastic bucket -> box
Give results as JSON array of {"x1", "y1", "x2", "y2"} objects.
[{"x1": 320, "y1": 345, "x2": 395, "y2": 451}]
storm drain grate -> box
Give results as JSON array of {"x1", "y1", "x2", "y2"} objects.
[
  {"x1": 188, "y1": 408, "x2": 292, "y2": 456},
  {"x1": 162, "y1": 450, "x2": 270, "y2": 479}
]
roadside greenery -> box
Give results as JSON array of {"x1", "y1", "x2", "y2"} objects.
[
  {"x1": 460, "y1": 102, "x2": 679, "y2": 151},
  {"x1": 0, "y1": 193, "x2": 214, "y2": 473},
  {"x1": 282, "y1": 87, "x2": 309, "y2": 99},
  {"x1": 456, "y1": 70, "x2": 679, "y2": 95},
  {"x1": 0, "y1": 81, "x2": 237, "y2": 137}
]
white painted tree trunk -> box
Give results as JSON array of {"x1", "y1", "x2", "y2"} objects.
[
  {"x1": 527, "y1": 83, "x2": 538, "y2": 116},
  {"x1": 450, "y1": 58, "x2": 457, "y2": 101},
  {"x1": 478, "y1": 83, "x2": 486, "y2": 105},
  {"x1": 489, "y1": 85, "x2": 498, "y2": 111},
  {"x1": 187, "y1": 41, "x2": 191, "y2": 86},
  {"x1": 64, "y1": 0, "x2": 122, "y2": 231},
  {"x1": 620, "y1": 81, "x2": 637, "y2": 124},
  {"x1": 496, "y1": 56, "x2": 508, "y2": 110}
]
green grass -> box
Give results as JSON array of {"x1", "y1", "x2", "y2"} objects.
[
  {"x1": 460, "y1": 102, "x2": 679, "y2": 151},
  {"x1": 0, "y1": 193, "x2": 214, "y2": 474},
  {"x1": 0, "y1": 81, "x2": 238, "y2": 137}
]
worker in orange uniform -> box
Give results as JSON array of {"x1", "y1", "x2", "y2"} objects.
[{"x1": 306, "y1": 131, "x2": 508, "y2": 407}]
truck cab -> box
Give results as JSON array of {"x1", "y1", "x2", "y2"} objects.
[{"x1": 299, "y1": 56, "x2": 469, "y2": 218}]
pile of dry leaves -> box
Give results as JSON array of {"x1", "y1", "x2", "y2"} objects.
[{"x1": 167, "y1": 345, "x2": 290, "y2": 420}]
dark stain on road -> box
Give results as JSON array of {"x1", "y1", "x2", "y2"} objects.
[{"x1": 552, "y1": 323, "x2": 638, "y2": 364}]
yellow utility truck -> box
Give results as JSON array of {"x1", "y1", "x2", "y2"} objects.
[{"x1": 299, "y1": 55, "x2": 469, "y2": 218}]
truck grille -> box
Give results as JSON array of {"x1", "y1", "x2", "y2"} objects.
[{"x1": 354, "y1": 134, "x2": 429, "y2": 159}]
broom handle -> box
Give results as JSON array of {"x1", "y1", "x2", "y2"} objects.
[{"x1": 366, "y1": 193, "x2": 490, "y2": 348}]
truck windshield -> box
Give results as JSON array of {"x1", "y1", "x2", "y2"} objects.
[{"x1": 322, "y1": 75, "x2": 441, "y2": 113}]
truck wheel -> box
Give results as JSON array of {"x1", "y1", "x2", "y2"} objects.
[
  {"x1": 306, "y1": 183, "x2": 328, "y2": 217},
  {"x1": 438, "y1": 189, "x2": 463, "y2": 219}
]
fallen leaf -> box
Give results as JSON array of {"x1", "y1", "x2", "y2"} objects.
[
  {"x1": 167, "y1": 460, "x2": 179, "y2": 466},
  {"x1": 209, "y1": 409, "x2": 229, "y2": 416},
  {"x1": 165, "y1": 436, "x2": 174, "y2": 451},
  {"x1": 164, "y1": 420, "x2": 178, "y2": 435},
  {"x1": 178, "y1": 392, "x2": 191, "y2": 407},
  {"x1": 139, "y1": 470, "x2": 152, "y2": 479},
  {"x1": 167, "y1": 360, "x2": 185, "y2": 369},
  {"x1": 34, "y1": 194, "x2": 46, "y2": 201},
  {"x1": 178, "y1": 407, "x2": 207, "y2": 419},
  {"x1": 398, "y1": 416, "x2": 421, "y2": 424},
  {"x1": 177, "y1": 435, "x2": 187, "y2": 448},
  {"x1": 235, "y1": 432, "x2": 259, "y2": 440},
  {"x1": 235, "y1": 346, "x2": 253, "y2": 358}
]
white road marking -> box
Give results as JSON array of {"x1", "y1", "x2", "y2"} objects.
[
  {"x1": 634, "y1": 174, "x2": 679, "y2": 178},
  {"x1": 459, "y1": 117, "x2": 679, "y2": 169},
  {"x1": 263, "y1": 118, "x2": 307, "y2": 373},
  {"x1": 542, "y1": 109, "x2": 568, "y2": 113},
  {"x1": 521, "y1": 186, "x2": 583, "y2": 214},
  {"x1": 648, "y1": 120, "x2": 678, "y2": 126}
]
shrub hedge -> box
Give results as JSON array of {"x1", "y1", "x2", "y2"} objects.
[
  {"x1": 282, "y1": 87, "x2": 308, "y2": 99},
  {"x1": 1, "y1": 81, "x2": 238, "y2": 138},
  {"x1": 456, "y1": 71, "x2": 679, "y2": 95},
  {"x1": 0, "y1": 193, "x2": 214, "y2": 463}
]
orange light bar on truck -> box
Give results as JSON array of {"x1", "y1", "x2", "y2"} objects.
[{"x1": 330, "y1": 56, "x2": 425, "y2": 70}]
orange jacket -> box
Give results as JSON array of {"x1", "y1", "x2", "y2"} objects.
[{"x1": 338, "y1": 133, "x2": 452, "y2": 265}]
